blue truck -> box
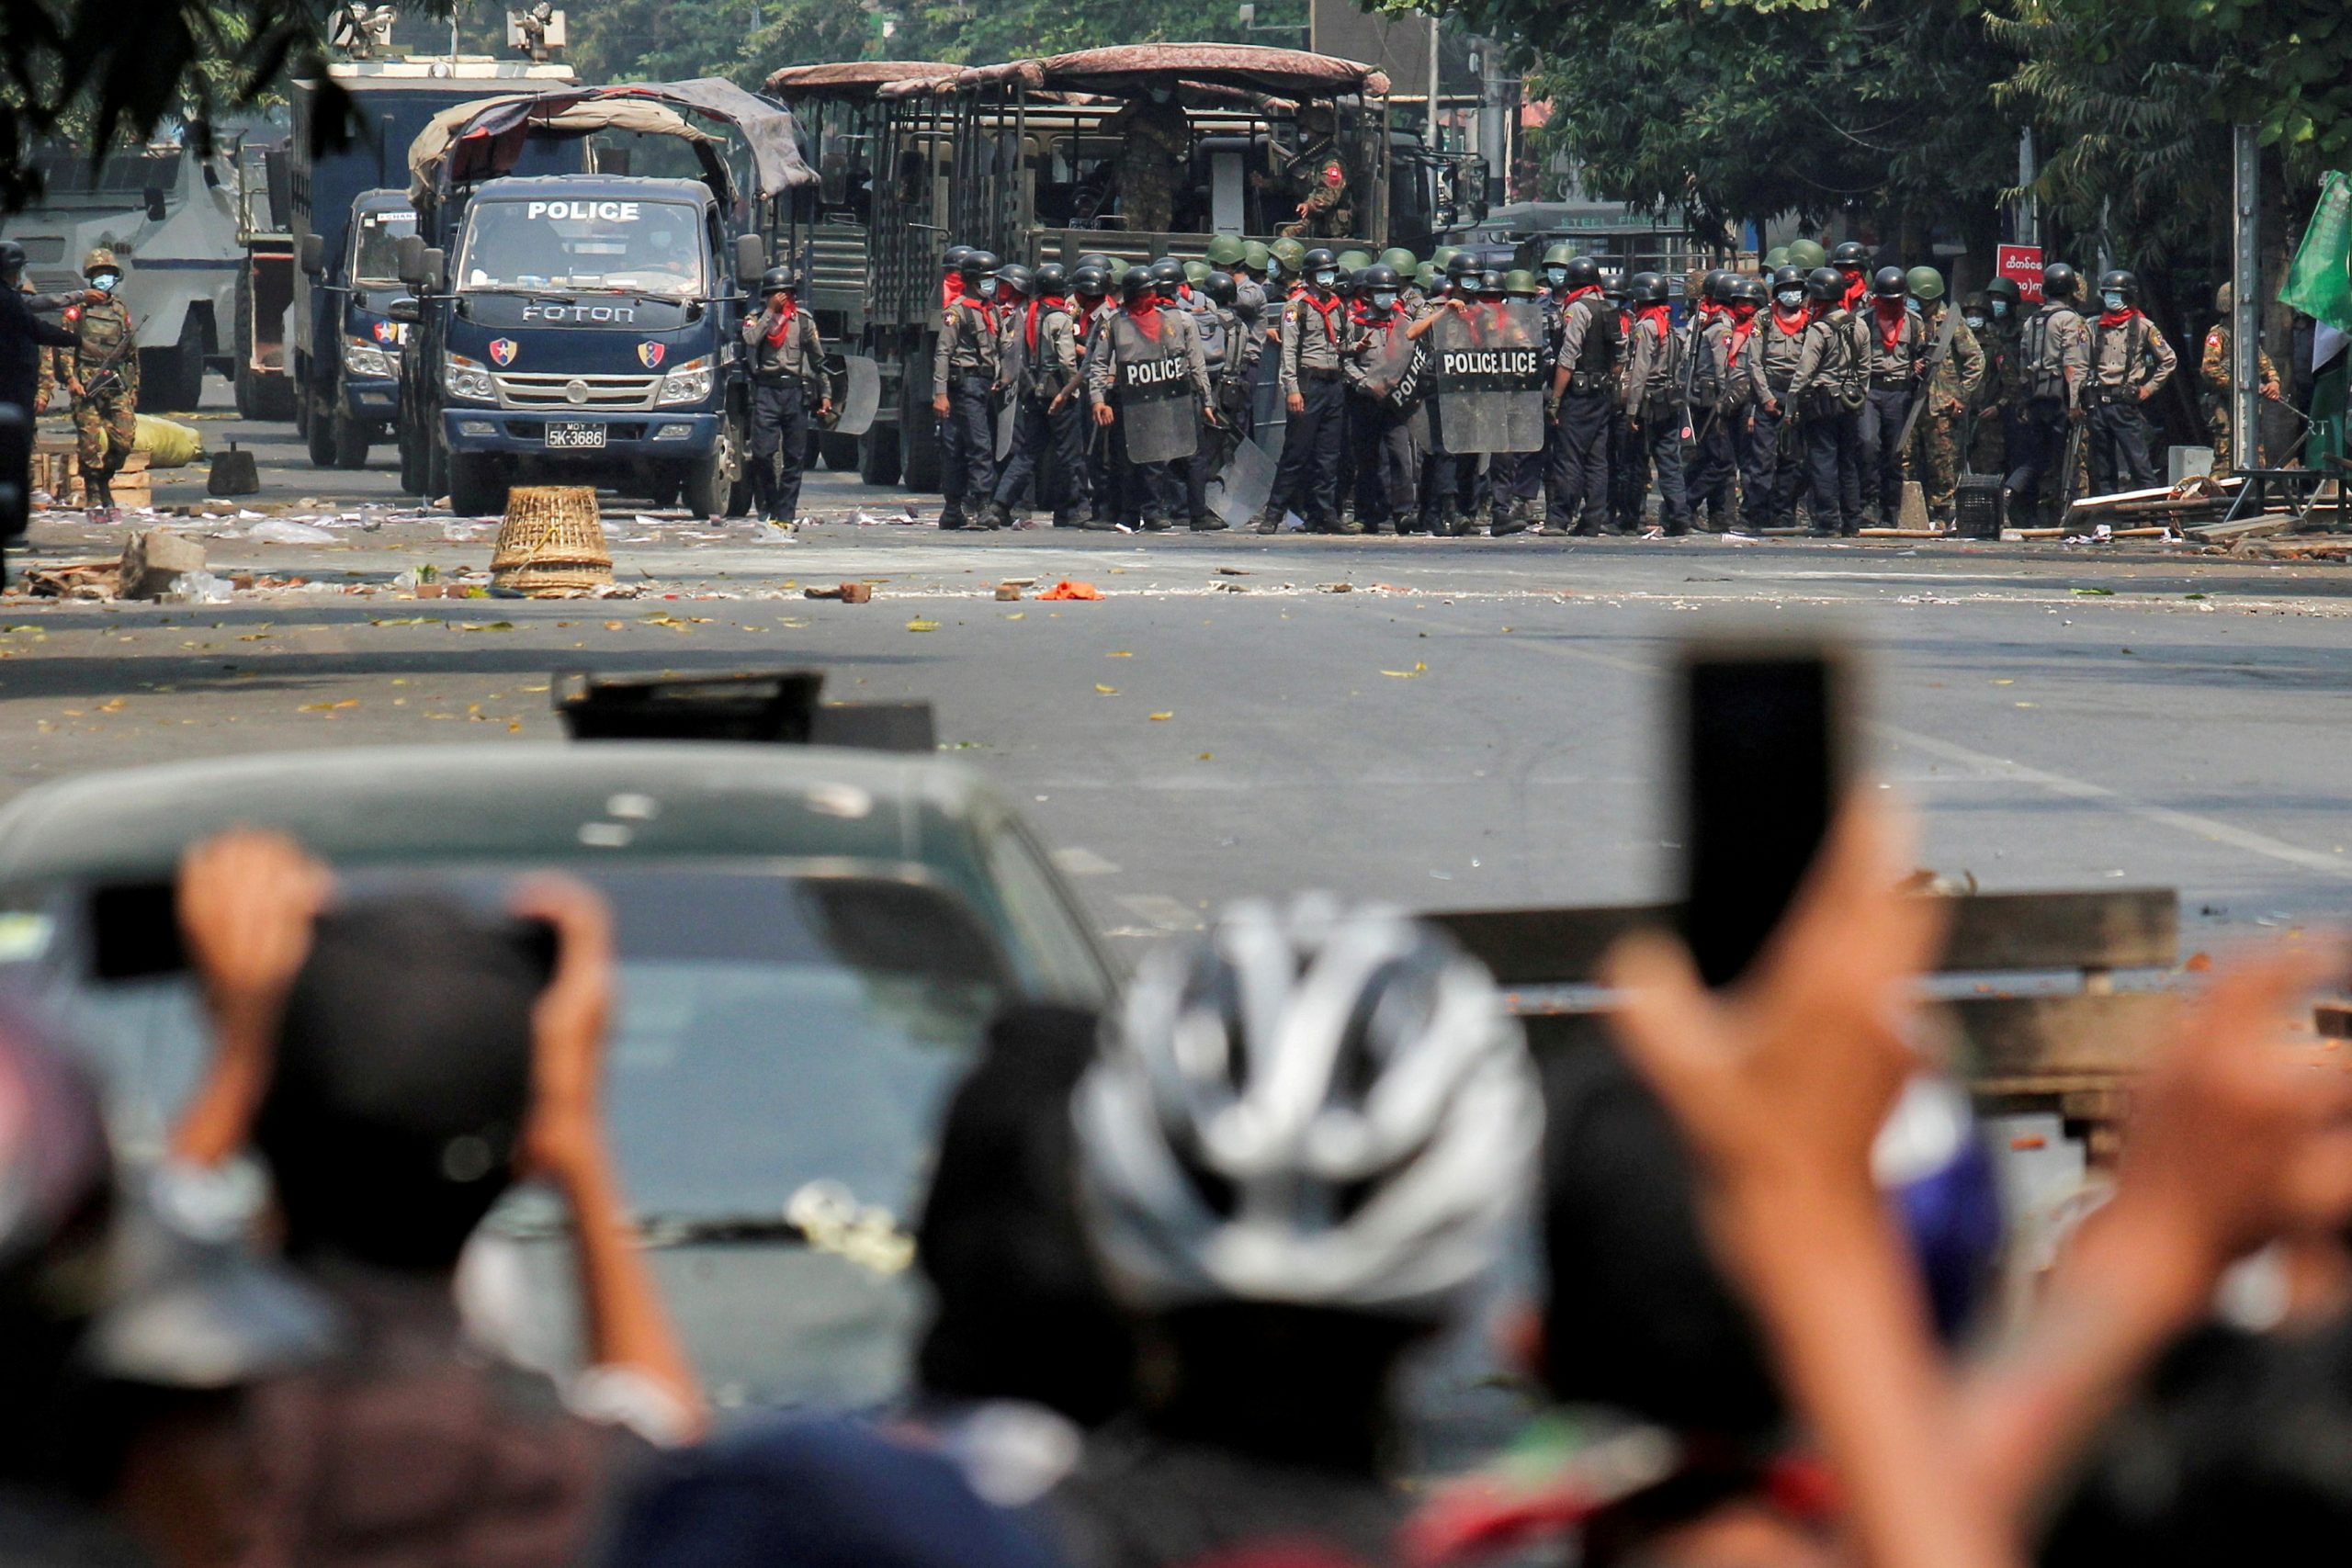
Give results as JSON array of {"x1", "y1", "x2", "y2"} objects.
[
  {"x1": 391, "y1": 82, "x2": 812, "y2": 517},
  {"x1": 298, "y1": 188, "x2": 415, "y2": 468}
]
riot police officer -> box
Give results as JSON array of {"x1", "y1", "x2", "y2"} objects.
[
  {"x1": 933, "y1": 248, "x2": 1002, "y2": 528},
  {"x1": 1683, "y1": 271, "x2": 1749, "y2": 532},
  {"x1": 1088, "y1": 266, "x2": 1214, "y2": 533},
  {"x1": 1621, "y1": 270, "x2": 1690, "y2": 535},
  {"x1": 986, "y1": 263, "x2": 1090, "y2": 529},
  {"x1": 2084, "y1": 268, "x2": 2177, "y2": 493},
  {"x1": 1542, "y1": 254, "x2": 1616, "y2": 535},
  {"x1": 2007, "y1": 261, "x2": 2091, "y2": 525},
  {"x1": 1744, "y1": 265, "x2": 1813, "y2": 531},
  {"x1": 1860, "y1": 265, "x2": 1927, "y2": 526},
  {"x1": 1182, "y1": 268, "x2": 1250, "y2": 531},
  {"x1": 1786, "y1": 265, "x2": 1860, "y2": 535},
  {"x1": 1341, "y1": 262, "x2": 1420, "y2": 535},
  {"x1": 1257, "y1": 247, "x2": 1351, "y2": 534},
  {"x1": 741, "y1": 266, "x2": 830, "y2": 525}
]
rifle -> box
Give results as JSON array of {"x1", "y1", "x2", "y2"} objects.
[
  {"x1": 2056, "y1": 410, "x2": 2086, "y2": 521},
  {"x1": 1894, "y1": 305, "x2": 1961, "y2": 454},
  {"x1": 74, "y1": 308, "x2": 141, "y2": 403}
]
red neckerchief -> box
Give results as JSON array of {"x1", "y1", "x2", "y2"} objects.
[
  {"x1": 1840, "y1": 272, "x2": 1867, "y2": 311},
  {"x1": 1874, "y1": 298, "x2": 1907, "y2": 349},
  {"x1": 1305, "y1": 288, "x2": 1344, "y2": 336},
  {"x1": 1125, "y1": 298, "x2": 1162, "y2": 339},
  {"x1": 1770, "y1": 304, "x2": 1808, "y2": 335},
  {"x1": 1636, "y1": 302, "x2": 1672, "y2": 335},
  {"x1": 1565, "y1": 285, "x2": 1601, "y2": 305},
  {"x1": 943, "y1": 275, "x2": 965, "y2": 308},
  {"x1": 1072, "y1": 301, "x2": 1101, "y2": 341},
  {"x1": 1349, "y1": 301, "x2": 1391, "y2": 328},
  {"x1": 762, "y1": 295, "x2": 799, "y2": 346},
  {"x1": 1727, "y1": 303, "x2": 1759, "y2": 354},
  {"x1": 2099, "y1": 306, "x2": 2138, "y2": 331},
  {"x1": 1023, "y1": 298, "x2": 1045, "y2": 353},
  {"x1": 1697, "y1": 300, "x2": 1722, "y2": 325}
]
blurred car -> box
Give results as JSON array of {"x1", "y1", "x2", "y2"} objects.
[{"x1": 0, "y1": 739, "x2": 1115, "y2": 1416}]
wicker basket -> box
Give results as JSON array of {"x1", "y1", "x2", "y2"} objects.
[{"x1": 491, "y1": 486, "x2": 613, "y2": 597}]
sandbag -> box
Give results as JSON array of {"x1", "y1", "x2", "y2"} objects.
[{"x1": 134, "y1": 415, "x2": 205, "y2": 468}]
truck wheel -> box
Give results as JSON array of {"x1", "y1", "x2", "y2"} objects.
[
  {"x1": 305, "y1": 395, "x2": 337, "y2": 468},
  {"x1": 682, "y1": 416, "x2": 745, "y2": 518},
  {"x1": 140, "y1": 331, "x2": 205, "y2": 412},
  {"x1": 331, "y1": 412, "x2": 371, "y2": 470},
  {"x1": 857, "y1": 423, "x2": 900, "y2": 486},
  {"x1": 447, "y1": 451, "x2": 506, "y2": 517},
  {"x1": 820, "y1": 433, "x2": 860, "y2": 470}
]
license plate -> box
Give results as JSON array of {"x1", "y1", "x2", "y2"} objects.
[{"x1": 545, "y1": 423, "x2": 606, "y2": 450}]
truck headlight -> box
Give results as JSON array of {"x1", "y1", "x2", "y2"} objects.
[
  {"x1": 656, "y1": 356, "x2": 713, "y2": 407},
  {"x1": 443, "y1": 352, "x2": 494, "y2": 402},
  {"x1": 346, "y1": 338, "x2": 396, "y2": 379}
]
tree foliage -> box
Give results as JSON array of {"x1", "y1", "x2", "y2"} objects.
[
  {"x1": 568, "y1": 0, "x2": 868, "y2": 89},
  {"x1": 893, "y1": 0, "x2": 1306, "y2": 65}
]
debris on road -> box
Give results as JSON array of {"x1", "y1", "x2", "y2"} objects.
[
  {"x1": 118, "y1": 529, "x2": 207, "y2": 601},
  {"x1": 1040, "y1": 580, "x2": 1103, "y2": 600},
  {"x1": 490, "y1": 487, "x2": 614, "y2": 599}
]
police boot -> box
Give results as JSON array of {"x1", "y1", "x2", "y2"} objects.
[
  {"x1": 1253, "y1": 506, "x2": 1284, "y2": 536},
  {"x1": 939, "y1": 505, "x2": 968, "y2": 530},
  {"x1": 1191, "y1": 512, "x2": 1228, "y2": 532},
  {"x1": 1492, "y1": 501, "x2": 1529, "y2": 537},
  {"x1": 1430, "y1": 503, "x2": 1460, "y2": 538},
  {"x1": 977, "y1": 501, "x2": 1011, "y2": 531}
]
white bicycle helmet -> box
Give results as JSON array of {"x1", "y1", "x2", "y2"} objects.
[{"x1": 1074, "y1": 895, "x2": 1543, "y2": 1322}]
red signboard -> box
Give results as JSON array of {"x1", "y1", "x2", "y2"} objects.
[{"x1": 1997, "y1": 243, "x2": 2044, "y2": 303}]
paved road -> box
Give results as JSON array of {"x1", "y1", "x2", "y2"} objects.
[{"x1": 9, "y1": 382, "x2": 2352, "y2": 952}]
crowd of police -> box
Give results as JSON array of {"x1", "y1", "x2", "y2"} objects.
[{"x1": 873, "y1": 232, "x2": 2194, "y2": 539}]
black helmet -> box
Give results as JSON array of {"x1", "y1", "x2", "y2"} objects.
[
  {"x1": 1707, "y1": 269, "x2": 1742, "y2": 305},
  {"x1": 1358, "y1": 262, "x2": 1400, "y2": 293},
  {"x1": 1476, "y1": 269, "x2": 1508, "y2": 298},
  {"x1": 1444, "y1": 250, "x2": 1479, "y2": 279},
  {"x1": 960, "y1": 248, "x2": 1000, "y2": 279},
  {"x1": 1072, "y1": 264, "x2": 1112, "y2": 299},
  {"x1": 1830, "y1": 240, "x2": 1869, "y2": 271},
  {"x1": 1118, "y1": 265, "x2": 1156, "y2": 299},
  {"x1": 1735, "y1": 277, "x2": 1768, "y2": 308},
  {"x1": 1600, "y1": 274, "x2": 1629, "y2": 302},
  {"x1": 1561, "y1": 254, "x2": 1600, "y2": 290},
  {"x1": 944, "y1": 243, "x2": 974, "y2": 272},
  {"x1": 1628, "y1": 270, "x2": 1669, "y2": 305},
  {"x1": 1770, "y1": 264, "x2": 1807, "y2": 295},
  {"x1": 2098, "y1": 267, "x2": 2137, "y2": 303},
  {"x1": 1076, "y1": 252, "x2": 1115, "y2": 276},
  {"x1": 758, "y1": 265, "x2": 797, "y2": 295},
  {"x1": 1303, "y1": 246, "x2": 1340, "y2": 281},
  {"x1": 996, "y1": 263, "x2": 1035, "y2": 299},
  {"x1": 2041, "y1": 261, "x2": 2078, "y2": 300},
  {"x1": 1871, "y1": 265, "x2": 1906, "y2": 299},
  {"x1": 1700, "y1": 268, "x2": 1730, "y2": 302},
  {"x1": 0, "y1": 240, "x2": 23, "y2": 281},
  {"x1": 1204, "y1": 269, "x2": 1238, "y2": 306},
  {"x1": 1148, "y1": 256, "x2": 1186, "y2": 286},
  {"x1": 1804, "y1": 265, "x2": 1846, "y2": 303},
  {"x1": 1035, "y1": 262, "x2": 1069, "y2": 296}
]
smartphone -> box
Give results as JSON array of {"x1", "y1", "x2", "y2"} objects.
[{"x1": 1676, "y1": 638, "x2": 1851, "y2": 988}]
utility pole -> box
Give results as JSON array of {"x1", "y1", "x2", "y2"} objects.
[
  {"x1": 1426, "y1": 13, "x2": 1442, "y2": 151},
  {"x1": 2232, "y1": 124, "x2": 2260, "y2": 475},
  {"x1": 2016, "y1": 129, "x2": 2038, "y2": 247}
]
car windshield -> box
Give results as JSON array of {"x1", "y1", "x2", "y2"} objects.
[
  {"x1": 352, "y1": 207, "x2": 417, "y2": 285},
  {"x1": 457, "y1": 196, "x2": 707, "y2": 296}
]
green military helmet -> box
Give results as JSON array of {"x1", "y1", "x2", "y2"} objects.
[
  {"x1": 1183, "y1": 258, "x2": 1211, "y2": 285},
  {"x1": 83, "y1": 246, "x2": 121, "y2": 277},
  {"x1": 1762, "y1": 245, "x2": 1790, "y2": 271},
  {"x1": 1503, "y1": 268, "x2": 1540, "y2": 298},
  {"x1": 1430, "y1": 244, "x2": 1460, "y2": 275},
  {"x1": 1784, "y1": 237, "x2": 1826, "y2": 272},
  {"x1": 1541, "y1": 242, "x2": 1575, "y2": 268},
  {"x1": 1984, "y1": 275, "x2": 2021, "y2": 304},
  {"x1": 1271, "y1": 236, "x2": 1307, "y2": 270},
  {"x1": 1380, "y1": 246, "x2": 1418, "y2": 274},
  {"x1": 1204, "y1": 233, "x2": 1247, "y2": 268},
  {"x1": 1905, "y1": 265, "x2": 1945, "y2": 302},
  {"x1": 1336, "y1": 248, "x2": 1374, "y2": 274},
  {"x1": 1413, "y1": 261, "x2": 1439, "y2": 292},
  {"x1": 1239, "y1": 240, "x2": 1272, "y2": 275}
]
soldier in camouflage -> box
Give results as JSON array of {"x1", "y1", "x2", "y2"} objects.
[
  {"x1": 1273, "y1": 107, "x2": 1351, "y2": 241},
  {"x1": 62, "y1": 248, "x2": 139, "y2": 518},
  {"x1": 2199, "y1": 281, "x2": 2280, "y2": 470},
  {"x1": 1903, "y1": 265, "x2": 1985, "y2": 522},
  {"x1": 1108, "y1": 86, "x2": 1192, "y2": 237}
]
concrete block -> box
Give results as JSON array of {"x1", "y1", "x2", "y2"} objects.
[
  {"x1": 118, "y1": 528, "x2": 206, "y2": 600},
  {"x1": 1897, "y1": 479, "x2": 1930, "y2": 531},
  {"x1": 2169, "y1": 446, "x2": 2215, "y2": 485}
]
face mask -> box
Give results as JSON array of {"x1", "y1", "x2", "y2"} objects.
[
  {"x1": 92, "y1": 274, "x2": 119, "y2": 295},
  {"x1": 978, "y1": 277, "x2": 999, "y2": 299},
  {"x1": 1963, "y1": 313, "x2": 1987, "y2": 331},
  {"x1": 1313, "y1": 270, "x2": 1337, "y2": 288},
  {"x1": 1990, "y1": 299, "x2": 2009, "y2": 318},
  {"x1": 1544, "y1": 267, "x2": 1568, "y2": 287},
  {"x1": 1371, "y1": 290, "x2": 1398, "y2": 310},
  {"x1": 1905, "y1": 297, "x2": 1924, "y2": 312},
  {"x1": 2102, "y1": 291, "x2": 2126, "y2": 311},
  {"x1": 1777, "y1": 289, "x2": 1804, "y2": 309}
]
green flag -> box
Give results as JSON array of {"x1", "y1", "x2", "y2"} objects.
[{"x1": 2280, "y1": 169, "x2": 2352, "y2": 333}]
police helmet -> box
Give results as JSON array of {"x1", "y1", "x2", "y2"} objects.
[
  {"x1": 1072, "y1": 264, "x2": 1112, "y2": 299},
  {"x1": 1984, "y1": 275, "x2": 2021, "y2": 305},
  {"x1": 944, "y1": 243, "x2": 974, "y2": 272},
  {"x1": 1204, "y1": 269, "x2": 1238, "y2": 306},
  {"x1": 1303, "y1": 247, "x2": 1340, "y2": 287},
  {"x1": 0, "y1": 241, "x2": 23, "y2": 282},
  {"x1": 1600, "y1": 275, "x2": 1629, "y2": 302},
  {"x1": 1707, "y1": 269, "x2": 1742, "y2": 305},
  {"x1": 1077, "y1": 252, "x2": 1116, "y2": 276},
  {"x1": 1444, "y1": 250, "x2": 1480, "y2": 280},
  {"x1": 758, "y1": 265, "x2": 797, "y2": 295},
  {"x1": 1358, "y1": 263, "x2": 1401, "y2": 293},
  {"x1": 2098, "y1": 268, "x2": 2136, "y2": 303},
  {"x1": 1830, "y1": 240, "x2": 1869, "y2": 272},
  {"x1": 1476, "y1": 269, "x2": 1508, "y2": 298},
  {"x1": 1770, "y1": 264, "x2": 1807, "y2": 294},
  {"x1": 1182, "y1": 259, "x2": 1211, "y2": 286},
  {"x1": 959, "y1": 249, "x2": 1001, "y2": 279},
  {"x1": 1240, "y1": 241, "x2": 1272, "y2": 276},
  {"x1": 1735, "y1": 277, "x2": 1769, "y2": 308},
  {"x1": 1148, "y1": 256, "x2": 1185, "y2": 285},
  {"x1": 1785, "y1": 238, "x2": 1827, "y2": 272},
  {"x1": 1561, "y1": 254, "x2": 1601, "y2": 290},
  {"x1": 1504, "y1": 269, "x2": 1539, "y2": 298},
  {"x1": 1871, "y1": 265, "x2": 1907, "y2": 299},
  {"x1": 1700, "y1": 267, "x2": 1729, "y2": 301},
  {"x1": 995, "y1": 263, "x2": 1035, "y2": 299},
  {"x1": 2041, "y1": 261, "x2": 2078, "y2": 300},
  {"x1": 1804, "y1": 266, "x2": 1846, "y2": 303},
  {"x1": 1380, "y1": 247, "x2": 1418, "y2": 275},
  {"x1": 1623, "y1": 270, "x2": 1666, "y2": 305},
  {"x1": 1118, "y1": 265, "x2": 1157, "y2": 299},
  {"x1": 1905, "y1": 265, "x2": 1945, "y2": 302},
  {"x1": 1035, "y1": 262, "x2": 1069, "y2": 296},
  {"x1": 1204, "y1": 233, "x2": 1247, "y2": 268}
]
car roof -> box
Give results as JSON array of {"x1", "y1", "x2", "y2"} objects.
[
  {"x1": 0, "y1": 742, "x2": 1001, "y2": 885},
  {"x1": 466, "y1": 176, "x2": 713, "y2": 204}
]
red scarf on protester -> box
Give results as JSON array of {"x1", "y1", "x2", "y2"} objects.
[
  {"x1": 2099, "y1": 306, "x2": 2138, "y2": 332},
  {"x1": 762, "y1": 295, "x2": 799, "y2": 346},
  {"x1": 1125, "y1": 297, "x2": 1162, "y2": 339},
  {"x1": 1873, "y1": 298, "x2": 1907, "y2": 349}
]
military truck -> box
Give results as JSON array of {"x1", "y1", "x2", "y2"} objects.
[
  {"x1": 842, "y1": 43, "x2": 1412, "y2": 491},
  {"x1": 392, "y1": 81, "x2": 812, "y2": 515},
  {"x1": 0, "y1": 139, "x2": 243, "y2": 412}
]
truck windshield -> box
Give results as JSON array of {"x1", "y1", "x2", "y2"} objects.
[
  {"x1": 457, "y1": 197, "x2": 707, "y2": 296},
  {"x1": 352, "y1": 207, "x2": 417, "y2": 285}
]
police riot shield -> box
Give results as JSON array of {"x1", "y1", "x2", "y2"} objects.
[
  {"x1": 1114, "y1": 323, "x2": 1199, "y2": 467},
  {"x1": 1354, "y1": 321, "x2": 1424, "y2": 409},
  {"x1": 995, "y1": 391, "x2": 1018, "y2": 460},
  {"x1": 833, "y1": 355, "x2": 881, "y2": 437},
  {"x1": 1427, "y1": 303, "x2": 1546, "y2": 455},
  {"x1": 1212, "y1": 434, "x2": 1278, "y2": 526}
]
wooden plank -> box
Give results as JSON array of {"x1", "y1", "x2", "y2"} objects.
[{"x1": 1948, "y1": 992, "x2": 2175, "y2": 1081}]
